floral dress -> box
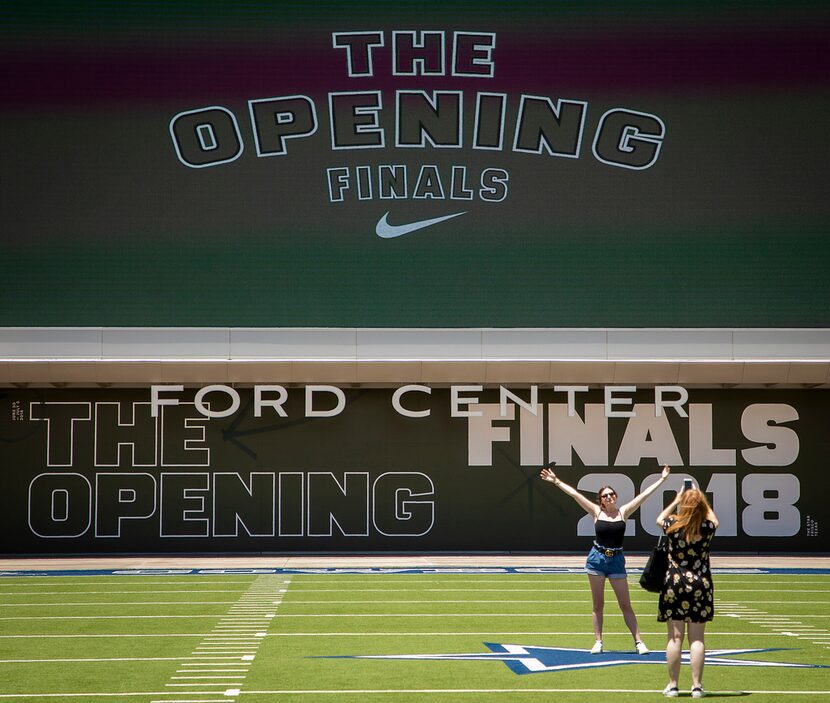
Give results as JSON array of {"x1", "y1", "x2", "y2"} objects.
[{"x1": 657, "y1": 517, "x2": 716, "y2": 622}]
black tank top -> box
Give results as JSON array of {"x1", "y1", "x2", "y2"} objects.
[{"x1": 594, "y1": 519, "x2": 625, "y2": 548}]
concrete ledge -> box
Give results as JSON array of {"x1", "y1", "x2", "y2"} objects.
[
  {"x1": 2, "y1": 328, "x2": 829, "y2": 386},
  {"x1": 2, "y1": 327, "x2": 829, "y2": 362},
  {"x1": 3, "y1": 359, "x2": 829, "y2": 387}
]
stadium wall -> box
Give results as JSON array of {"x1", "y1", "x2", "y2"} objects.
[{"x1": 2, "y1": 380, "x2": 826, "y2": 555}]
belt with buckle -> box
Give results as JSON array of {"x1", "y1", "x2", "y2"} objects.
[{"x1": 593, "y1": 542, "x2": 623, "y2": 558}]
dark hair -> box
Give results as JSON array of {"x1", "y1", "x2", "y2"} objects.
[{"x1": 596, "y1": 485, "x2": 616, "y2": 506}]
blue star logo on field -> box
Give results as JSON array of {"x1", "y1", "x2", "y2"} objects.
[{"x1": 325, "y1": 644, "x2": 828, "y2": 675}]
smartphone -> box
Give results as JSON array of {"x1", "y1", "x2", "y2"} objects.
[{"x1": 682, "y1": 478, "x2": 695, "y2": 492}]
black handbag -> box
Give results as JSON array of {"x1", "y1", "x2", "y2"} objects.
[{"x1": 639, "y1": 535, "x2": 669, "y2": 592}]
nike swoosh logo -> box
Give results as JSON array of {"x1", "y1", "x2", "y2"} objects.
[{"x1": 375, "y1": 211, "x2": 467, "y2": 239}]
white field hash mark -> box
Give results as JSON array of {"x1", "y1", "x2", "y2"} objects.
[{"x1": 158, "y1": 575, "x2": 290, "y2": 703}]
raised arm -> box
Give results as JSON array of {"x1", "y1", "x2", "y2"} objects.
[
  {"x1": 656, "y1": 491, "x2": 682, "y2": 529},
  {"x1": 619, "y1": 464, "x2": 671, "y2": 520},
  {"x1": 539, "y1": 468, "x2": 600, "y2": 517}
]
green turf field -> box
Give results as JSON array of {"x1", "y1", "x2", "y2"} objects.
[{"x1": 0, "y1": 570, "x2": 828, "y2": 702}]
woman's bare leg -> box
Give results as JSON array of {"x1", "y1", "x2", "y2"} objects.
[
  {"x1": 666, "y1": 619, "x2": 685, "y2": 688},
  {"x1": 609, "y1": 576, "x2": 642, "y2": 642},
  {"x1": 587, "y1": 574, "x2": 606, "y2": 641},
  {"x1": 688, "y1": 621, "x2": 707, "y2": 689}
]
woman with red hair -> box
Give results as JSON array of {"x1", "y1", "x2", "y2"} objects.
[{"x1": 656, "y1": 486, "x2": 719, "y2": 699}]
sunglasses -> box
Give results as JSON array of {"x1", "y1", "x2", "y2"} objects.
[{"x1": 600, "y1": 492, "x2": 617, "y2": 500}]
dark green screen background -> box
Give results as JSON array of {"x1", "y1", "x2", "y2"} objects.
[
  {"x1": 0, "y1": 387, "x2": 824, "y2": 554},
  {"x1": 2, "y1": 2, "x2": 828, "y2": 327}
]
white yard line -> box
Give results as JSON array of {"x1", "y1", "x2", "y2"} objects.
[
  {"x1": 283, "y1": 579, "x2": 828, "y2": 584},
  {"x1": 0, "y1": 630, "x2": 812, "y2": 640},
  {"x1": 0, "y1": 615, "x2": 223, "y2": 620},
  {"x1": 0, "y1": 601, "x2": 239, "y2": 607},
  {"x1": 239, "y1": 579, "x2": 830, "y2": 585},
  {"x1": 236, "y1": 690, "x2": 829, "y2": 696},
  {"x1": 280, "y1": 587, "x2": 830, "y2": 593},
  {"x1": 0, "y1": 612, "x2": 652, "y2": 621},
  {"x1": 0, "y1": 634, "x2": 210, "y2": 638},
  {"x1": 0, "y1": 628, "x2": 816, "y2": 640},
  {"x1": 266, "y1": 597, "x2": 815, "y2": 606},
  {"x1": 0, "y1": 579, "x2": 252, "y2": 596},
  {"x1": 254, "y1": 630, "x2": 826, "y2": 637},
  {"x1": 248, "y1": 613, "x2": 830, "y2": 618},
  {"x1": 176, "y1": 669, "x2": 250, "y2": 673},
  {"x1": 0, "y1": 580, "x2": 253, "y2": 585},
  {"x1": 0, "y1": 657, "x2": 190, "y2": 663},
  {"x1": 0, "y1": 695, "x2": 237, "y2": 699},
  {"x1": 0, "y1": 690, "x2": 828, "y2": 699},
  {"x1": 169, "y1": 676, "x2": 246, "y2": 680}
]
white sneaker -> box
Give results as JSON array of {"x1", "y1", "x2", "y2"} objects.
[
  {"x1": 662, "y1": 684, "x2": 679, "y2": 697},
  {"x1": 635, "y1": 640, "x2": 650, "y2": 655},
  {"x1": 590, "y1": 640, "x2": 603, "y2": 654},
  {"x1": 691, "y1": 687, "x2": 705, "y2": 698}
]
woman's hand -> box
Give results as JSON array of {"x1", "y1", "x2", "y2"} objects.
[
  {"x1": 540, "y1": 468, "x2": 558, "y2": 484},
  {"x1": 540, "y1": 469, "x2": 598, "y2": 516},
  {"x1": 661, "y1": 464, "x2": 671, "y2": 480}
]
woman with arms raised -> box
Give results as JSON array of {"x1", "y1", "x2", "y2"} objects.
[{"x1": 540, "y1": 463, "x2": 671, "y2": 654}]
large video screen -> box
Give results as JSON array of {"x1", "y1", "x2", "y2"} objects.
[{"x1": 2, "y1": 2, "x2": 828, "y2": 327}]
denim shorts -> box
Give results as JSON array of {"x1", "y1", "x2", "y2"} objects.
[{"x1": 585, "y1": 545, "x2": 627, "y2": 579}]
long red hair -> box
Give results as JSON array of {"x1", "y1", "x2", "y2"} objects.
[{"x1": 666, "y1": 489, "x2": 711, "y2": 543}]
